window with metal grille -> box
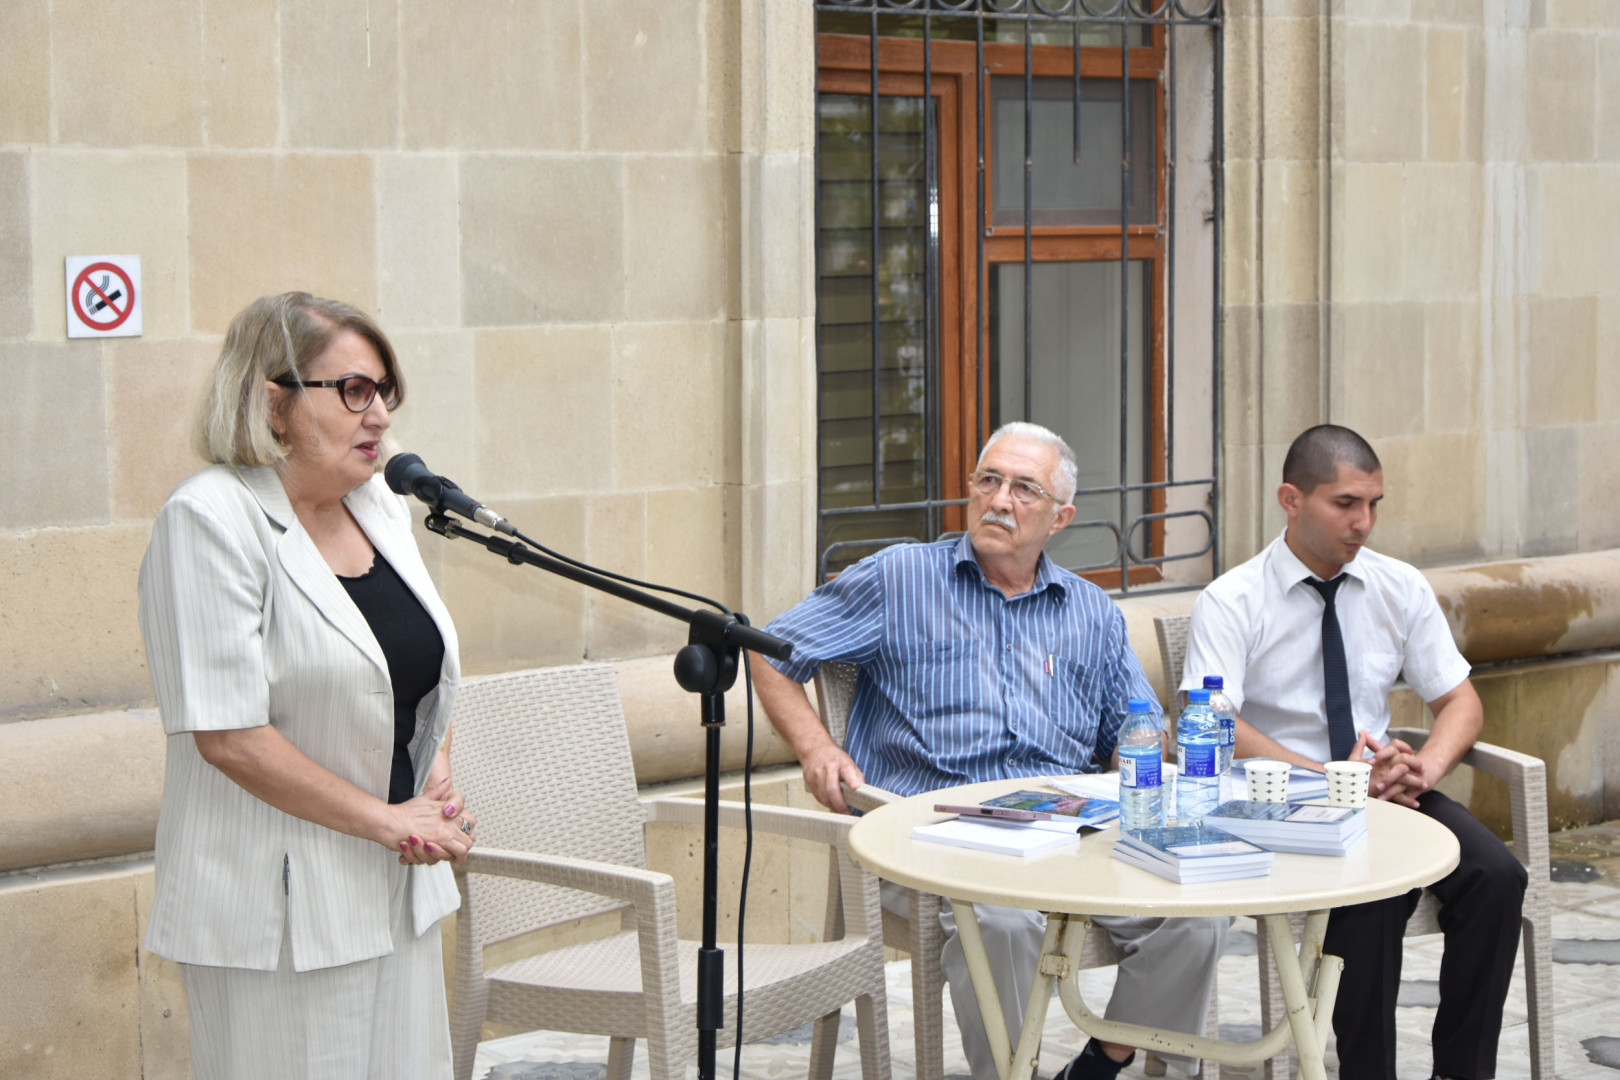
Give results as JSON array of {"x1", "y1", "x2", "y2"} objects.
[{"x1": 814, "y1": 1, "x2": 1224, "y2": 594}]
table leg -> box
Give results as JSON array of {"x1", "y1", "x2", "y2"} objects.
[
  {"x1": 949, "y1": 900, "x2": 1065, "y2": 1080},
  {"x1": 950, "y1": 900, "x2": 1014, "y2": 1080},
  {"x1": 1263, "y1": 913, "x2": 1328, "y2": 1080}
]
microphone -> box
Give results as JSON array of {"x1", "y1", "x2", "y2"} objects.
[{"x1": 385, "y1": 453, "x2": 515, "y2": 535}]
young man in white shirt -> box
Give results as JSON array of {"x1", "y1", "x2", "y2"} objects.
[{"x1": 1181, "y1": 424, "x2": 1526, "y2": 1080}]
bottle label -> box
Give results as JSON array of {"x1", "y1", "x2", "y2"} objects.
[
  {"x1": 1220, "y1": 714, "x2": 1236, "y2": 746},
  {"x1": 1121, "y1": 750, "x2": 1161, "y2": 788},
  {"x1": 1183, "y1": 743, "x2": 1218, "y2": 778}
]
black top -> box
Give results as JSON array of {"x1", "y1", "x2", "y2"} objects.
[{"x1": 339, "y1": 554, "x2": 446, "y2": 804}]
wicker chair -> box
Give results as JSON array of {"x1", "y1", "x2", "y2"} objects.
[
  {"x1": 1154, "y1": 612, "x2": 1555, "y2": 1080},
  {"x1": 809, "y1": 660, "x2": 1219, "y2": 1080},
  {"x1": 448, "y1": 663, "x2": 891, "y2": 1080}
]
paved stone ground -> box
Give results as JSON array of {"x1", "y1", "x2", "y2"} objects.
[{"x1": 474, "y1": 821, "x2": 1620, "y2": 1080}]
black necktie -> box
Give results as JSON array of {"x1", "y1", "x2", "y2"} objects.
[{"x1": 1307, "y1": 575, "x2": 1356, "y2": 761}]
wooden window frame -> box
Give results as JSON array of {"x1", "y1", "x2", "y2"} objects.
[{"x1": 817, "y1": 29, "x2": 1169, "y2": 588}]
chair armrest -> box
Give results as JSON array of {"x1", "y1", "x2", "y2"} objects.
[
  {"x1": 464, "y1": 847, "x2": 676, "y2": 910},
  {"x1": 1388, "y1": 727, "x2": 1550, "y2": 883},
  {"x1": 642, "y1": 796, "x2": 885, "y2": 940},
  {"x1": 844, "y1": 781, "x2": 900, "y2": 814},
  {"x1": 459, "y1": 847, "x2": 684, "y2": 1019},
  {"x1": 644, "y1": 795, "x2": 854, "y2": 848}
]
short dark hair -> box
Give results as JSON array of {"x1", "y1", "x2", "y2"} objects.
[{"x1": 1282, "y1": 425, "x2": 1381, "y2": 493}]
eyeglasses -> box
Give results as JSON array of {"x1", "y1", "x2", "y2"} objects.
[
  {"x1": 968, "y1": 470, "x2": 1056, "y2": 506},
  {"x1": 274, "y1": 373, "x2": 399, "y2": 414}
]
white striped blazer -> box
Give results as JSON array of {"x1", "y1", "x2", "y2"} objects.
[{"x1": 138, "y1": 464, "x2": 461, "y2": 972}]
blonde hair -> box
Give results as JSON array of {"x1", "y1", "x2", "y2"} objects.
[{"x1": 193, "y1": 293, "x2": 404, "y2": 467}]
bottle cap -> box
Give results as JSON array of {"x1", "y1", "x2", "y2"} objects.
[
  {"x1": 1187, "y1": 688, "x2": 1211, "y2": 703},
  {"x1": 1126, "y1": 697, "x2": 1152, "y2": 712},
  {"x1": 1203, "y1": 675, "x2": 1224, "y2": 689}
]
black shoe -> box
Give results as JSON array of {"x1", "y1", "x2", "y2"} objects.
[{"x1": 1053, "y1": 1040, "x2": 1137, "y2": 1080}]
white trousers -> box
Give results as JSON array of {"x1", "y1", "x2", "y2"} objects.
[
  {"x1": 884, "y1": 883, "x2": 1227, "y2": 1080},
  {"x1": 180, "y1": 859, "x2": 453, "y2": 1080}
]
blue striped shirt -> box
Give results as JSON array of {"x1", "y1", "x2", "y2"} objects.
[{"x1": 767, "y1": 535, "x2": 1160, "y2": 796}]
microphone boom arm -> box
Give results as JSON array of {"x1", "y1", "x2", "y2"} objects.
[{"x1": 422, "y1": 512, "x2": 792, "y2": 663}]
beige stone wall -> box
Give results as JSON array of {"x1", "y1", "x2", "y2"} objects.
[
  {"x1": 1221, "y1": 0, "x2": 1620, "y2": 570},
  {"x1": 0, "y1": 0, "x2": 818, "y2": 725}
]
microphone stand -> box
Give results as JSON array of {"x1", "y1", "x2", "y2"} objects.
[{"x1": 422, "y1": 511, "x2": 792, "y2": 1080}]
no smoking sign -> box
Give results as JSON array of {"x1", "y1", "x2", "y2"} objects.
[{"x1": 65, "y1": 255, "x2": 142, "y2": 338}]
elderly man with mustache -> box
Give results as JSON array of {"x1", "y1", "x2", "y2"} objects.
[{"x1": 753, "y1": 422, "x2": 1226, "y2": 1080}]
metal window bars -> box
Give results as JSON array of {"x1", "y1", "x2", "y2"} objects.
[{"x1": 813, "y1": 0, "x2": 1224, "y2": 593}]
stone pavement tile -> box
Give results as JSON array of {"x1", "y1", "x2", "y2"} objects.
[
  {"x1": 1552, "y1": 907, "x2": 1620, "y2": 937},
  {"x1": 1543, "y1": 997, "x2": 1620, "y2": 1080},
  {"x1": 1550, "y1": 877, "x2": 1620, "y2": 910},
  {"x1": 1573, "y1": 893, "x2": 1620, "y2": 920}
]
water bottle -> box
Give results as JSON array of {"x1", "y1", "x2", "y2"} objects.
[
  {"x1": 1177, "y1": 688, "x2": 1221, "y2": 823},
  {"x1": 1118, "y1": 697, "x2": 1164, "y2": 830},
  {"x1": 1204, "y1": 675, "x2": 1237, "y2": 793}
]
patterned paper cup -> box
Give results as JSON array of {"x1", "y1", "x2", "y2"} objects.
[
  {"x1": 1325, "y1": 760, "x2": 1373, "y2": 807},
  {"x1": 1244, "y1": 759, "x2": 1291, "y2": 802}
]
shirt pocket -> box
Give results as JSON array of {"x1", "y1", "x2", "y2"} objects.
[
  {"x1": 1044, "y1": 656, "x2": 1104, "y2": 733},
  {"x1": 898, "y1": 638, "x2": 985, "y2": 719},
  {"x1": 1355, "y1": 649, "x2": 1405, "y2": 724}
]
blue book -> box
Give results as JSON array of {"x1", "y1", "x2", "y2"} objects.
[
  {"x1": 1202, "y1": 800, "x2": 1366, "y2": 856},
  {"x1": 1112, "y1": 823, "x2": 1273, "y2": 883},
  {"x1": 980, "y1": 789, "x2": 1121, "y2": 828}
]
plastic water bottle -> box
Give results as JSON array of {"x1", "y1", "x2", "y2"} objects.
[
  {"x1": 1204, "y1": 676, "x2": 1237, "y2": 793},
  {"x1": 1177, "y1": 688, "x2": 1221, "y2": 823},
  {"x1": 1118, "y1": 697, "x2": 1164, "y2": 830}
]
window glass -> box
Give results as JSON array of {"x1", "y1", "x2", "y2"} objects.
[
  {"x1": 817, "y1": 93, "x2": 940, "y2": 570},
  {"x1": 989, "y1": 259, "x2": 1150, "y2": 571},
  {"x1": 991, "y1": 76, "x2": 1157, "y2": 227}
]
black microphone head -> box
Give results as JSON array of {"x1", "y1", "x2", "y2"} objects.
[{"x1": 384, "y1": 452, "x2": 429, "y2": 496}]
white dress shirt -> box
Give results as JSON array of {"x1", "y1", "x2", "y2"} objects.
[{"x1": 1180, "y1": 532, "x2": 1471, "y2": 764}]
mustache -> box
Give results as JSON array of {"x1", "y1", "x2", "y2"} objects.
[{"x1": 980, "y1": 510, "x2": 1016, "y2": 529}]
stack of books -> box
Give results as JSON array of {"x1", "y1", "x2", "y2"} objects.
[
  {"x1": 1111, "y1": 824, "x2": 1275, "y2": 883},
  {"x1": 911, "y1": 788, "x2": 1119, "y2": 857},
  {"x1": 1202, "y1": 800, "x2": 1367, "y2": 856},
  {"x1": 910, "y1": 817, "x2": 1080, "y2": 857}
]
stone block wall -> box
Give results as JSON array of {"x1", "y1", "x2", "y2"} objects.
[
  {"x1": 0, "y1": 0, "x2": 819, "y2": 724},
  {"x1": 1221, "y1": 0, "x2": 1620, "y2": 569}
]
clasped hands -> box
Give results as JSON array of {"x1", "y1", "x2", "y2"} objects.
[
  {"x1": 1349, "y1": 731, "x2": 1433, "y2": 808},
  {"x1": 390, "y1": 774, "x2": 477, "y2": 865}
]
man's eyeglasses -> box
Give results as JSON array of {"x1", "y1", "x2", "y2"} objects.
[
  {"x1": 274, "y1": 373, "x2": 399, "y2": 414},
  {"x1": 968, "y1": 470, "x2": 1056, "y2": 506}
]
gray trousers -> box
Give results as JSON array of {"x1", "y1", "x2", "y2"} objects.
[{"x1": 885, "y1": 883, "x2": 1227, "y2": 1080}]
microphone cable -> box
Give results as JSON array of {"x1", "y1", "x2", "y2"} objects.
[{"x1": 505, "y1": 527, "x2": 759, "y2": 1078}]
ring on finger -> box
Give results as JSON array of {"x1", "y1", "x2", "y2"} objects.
[{"x1": 458, "y1": 817, "x2": 474, "y2": 836}]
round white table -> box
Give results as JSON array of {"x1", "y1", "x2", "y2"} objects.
[{"x1": 848, "y1": 779, "x2": 1461, "y2": 1080}]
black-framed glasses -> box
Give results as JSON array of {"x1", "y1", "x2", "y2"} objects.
[
  {"x1": 968, "y1": 470, "x2": 1056, "y2": 506},
  {"x1": 274, "y1": 373, "x2": 399, "y2": 414}
]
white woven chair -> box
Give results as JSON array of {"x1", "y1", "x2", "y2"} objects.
[
  {"x1": 449, "y1": 663, "x2": 891, "y2": 1080},
  {"x1": 810, "y1": 660, "x2": 1218, "y2": 1080},
  {"x1": 1154, "y1": 612, "x2": 1555, "y2": 1080}
]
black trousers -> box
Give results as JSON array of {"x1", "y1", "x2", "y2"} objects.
[{"x1": 1322, "y1": 790, "x2": 1527, "y2": 1080}]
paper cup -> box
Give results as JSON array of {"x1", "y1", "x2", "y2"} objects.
[
  {"x1": 1244, "y1": 759, "x2": 1291, "y2": 803},
  {"x1": 1325, "y1": 760, "x2": 1373, "y2": 807}
]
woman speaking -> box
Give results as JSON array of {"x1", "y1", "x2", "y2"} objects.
[{"x1": 138, "y1": 293, "x2": 472, "y2": 1079}]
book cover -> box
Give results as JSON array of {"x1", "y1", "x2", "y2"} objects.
[
  {"x1": 981, "y1": 789, "x2": 1120, "y2": 827},
  {"x1": 1116, "y1": 824, "x2": 1274, "y2": 867}
]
